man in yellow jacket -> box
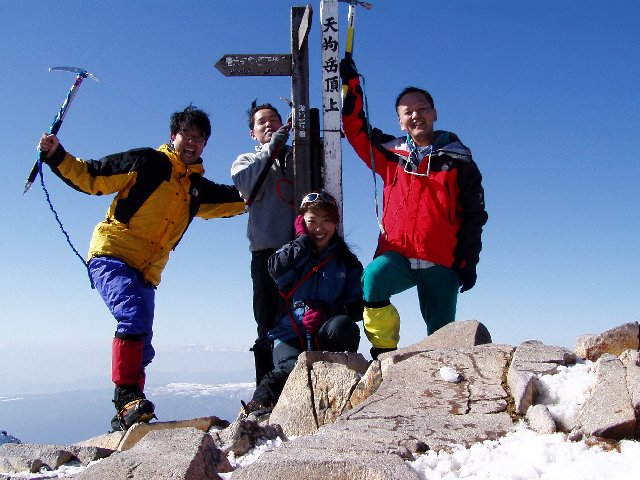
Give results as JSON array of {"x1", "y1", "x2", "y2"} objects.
[{"x1": 37, "y1": 105, "x2": 245, "y2": 431}]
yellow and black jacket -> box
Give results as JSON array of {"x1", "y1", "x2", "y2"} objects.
[{"x1": 46, "y1": 143, "x2": 245, "y2": 285}]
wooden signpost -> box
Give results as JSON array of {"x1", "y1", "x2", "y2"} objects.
[
  {"x1": 214, "y1": 54, "x2": 292, "y2": 76},
  {"x1": 216, "y1": 5, "x2": 313, "y2": 208},
  {"x1": 290, "y1": 6, "x2": 313, "y2": 207}
]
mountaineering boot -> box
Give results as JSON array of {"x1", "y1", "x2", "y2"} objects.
[
  {"x1": 111, "y1": 384, "x2": 156, "y2": 431},
  {"x1": 370, "y1": 346, "x2": 397, "y2": 360},
  {"x1": 239, "y1": 399, "x2": 274, "y2": 421}
]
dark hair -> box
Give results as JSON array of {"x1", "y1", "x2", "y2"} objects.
[
  {"x1": 170, "y1": 105, "x2": 211, "y2": 141},
  {"x1": 395, "y1": 87, "x2": 435, "y2": 110},
  {"x1": 299, "y1": 198, "x2": 340, "y2": 225},
  {"x1": 247, "y1": 99, "x2": 282, "y2": 129},
  {"x1": 299, "y1": 196, "x2": 360, "y2": 267}
]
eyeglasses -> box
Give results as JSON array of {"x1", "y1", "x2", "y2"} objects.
[
  {"x1": 300, "y1": 191, "x2": 337, "y2": 207},
  {"x1": 178, "y1": 130, "x2": 206, "y2": 145}
]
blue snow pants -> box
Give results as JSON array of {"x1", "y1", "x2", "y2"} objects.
[{"x1": 88, "y1": 256, "x2": 156, "y2": 378}]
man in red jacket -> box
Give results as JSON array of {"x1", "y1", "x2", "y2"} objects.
[{"x1": 340, "y1": 58, "x2": 488, "y2": 360}]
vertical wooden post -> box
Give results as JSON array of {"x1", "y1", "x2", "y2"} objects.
[
  {"x1": 320, "y1": 0, "x2": 343, "y2": 232},
  {"x1": 310, "y1": 107, "x2": 322, "y2": 191},
  {"x1": 291, "y1": 5, "x2": 313, "y2": 208}
]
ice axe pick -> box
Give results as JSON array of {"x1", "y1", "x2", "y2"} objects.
[
  {"x1": 338, "y1": 0, "x2": 373, "y2": 99},
  {"x1": 337, "y1": 0, "x2": 373, "y2": 11},
  {"x1": 279, "y1": 96, "x2": 294, "y2": 126},
  {"x1": 24, "y1": 66, "x2": 99, "y2": 194}
]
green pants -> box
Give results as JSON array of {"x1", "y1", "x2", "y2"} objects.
[{"x1": 362, "y1": 251, "x2": 458, "y2": 348}]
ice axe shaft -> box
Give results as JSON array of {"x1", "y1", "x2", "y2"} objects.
[
  {"x1": 338, "y1": 0, "x2": 373, "y2": 58},
  {"x1": 24, "y1": 66, "x2": 98, "y2": 194},
  {"x1": 339, "y1": 0, "x2": 373, "y2": 98},
  {"x1": 344, "y1": 5, "x2": 356, "y2": 59}
]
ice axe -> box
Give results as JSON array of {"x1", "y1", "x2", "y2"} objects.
[
  {"x1": 279, "y1": 96, "x2": 294, "y2": 126},
  {"x1": 24, "y1": 66, "x2": 99, "y2": 194},
  {"x1": 339, "y1": 0, "x2": 373, "y2": 98}
]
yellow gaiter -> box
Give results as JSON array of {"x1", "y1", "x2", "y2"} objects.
[{"x1": 363, "y1": 304, "x2": 401, "y2": 349}]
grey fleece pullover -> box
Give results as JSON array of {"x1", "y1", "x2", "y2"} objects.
[{"x1": 231, "y1": 143, "x2": 295, "y2": 251}]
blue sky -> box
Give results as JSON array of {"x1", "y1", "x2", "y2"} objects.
[{"x1": 1, "y1": 1, "x2": 638, "y2": 394}]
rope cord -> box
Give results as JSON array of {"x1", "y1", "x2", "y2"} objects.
[
  {"x1": 37, "y1": 158, "x2": 95, "y2": 289},
  {"x1": 358, "y1": 73, "x2": 386, "y2": 237}
]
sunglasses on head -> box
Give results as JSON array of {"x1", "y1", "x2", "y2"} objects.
[{"x1": 300, "y1": 191, "x2": 337, "y2": 207}]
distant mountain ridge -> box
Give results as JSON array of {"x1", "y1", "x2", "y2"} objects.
[{"x1": 0, "y1": 381, "x2": 254, "y2": 445}]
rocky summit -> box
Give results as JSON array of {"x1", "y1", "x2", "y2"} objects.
[{"x1": 1, "y1": 320, "x2": 638, "y2": 479}]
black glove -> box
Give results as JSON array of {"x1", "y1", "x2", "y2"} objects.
[
  {"x1": 455, "y1": 262, "x2": 477, "y2": 294},
  {"x1": 340, "y1": 57, "x2": 359, "y2": 83}
]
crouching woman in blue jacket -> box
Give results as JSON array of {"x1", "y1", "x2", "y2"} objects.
[{"x1": 242, "y1": 191, "x2": 363, "y2": 415}]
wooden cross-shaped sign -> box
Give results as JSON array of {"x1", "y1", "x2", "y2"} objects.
[
  {"x1": 215, "y1": 54, "x2": 292, "y2": 76},
  {"x1": 215, "y1": 5, "x2": 313, "y2": 208}
]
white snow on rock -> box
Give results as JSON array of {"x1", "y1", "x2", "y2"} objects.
[{"x1": 439, "y1": 366, "x2": 463, "y2": 383}]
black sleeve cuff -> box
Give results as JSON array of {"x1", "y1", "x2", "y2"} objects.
[{"x1": 46, "y1": 144, "x2": 67, "y2": 168}]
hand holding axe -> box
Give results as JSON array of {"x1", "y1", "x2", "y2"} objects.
[{"x1": 24, "y1": 66, "x2": 98, "y2": 194}]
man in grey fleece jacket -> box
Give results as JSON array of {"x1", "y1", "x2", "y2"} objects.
[{"x1": 231, "y1": 101, "x2": 295, "y2": 385}]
